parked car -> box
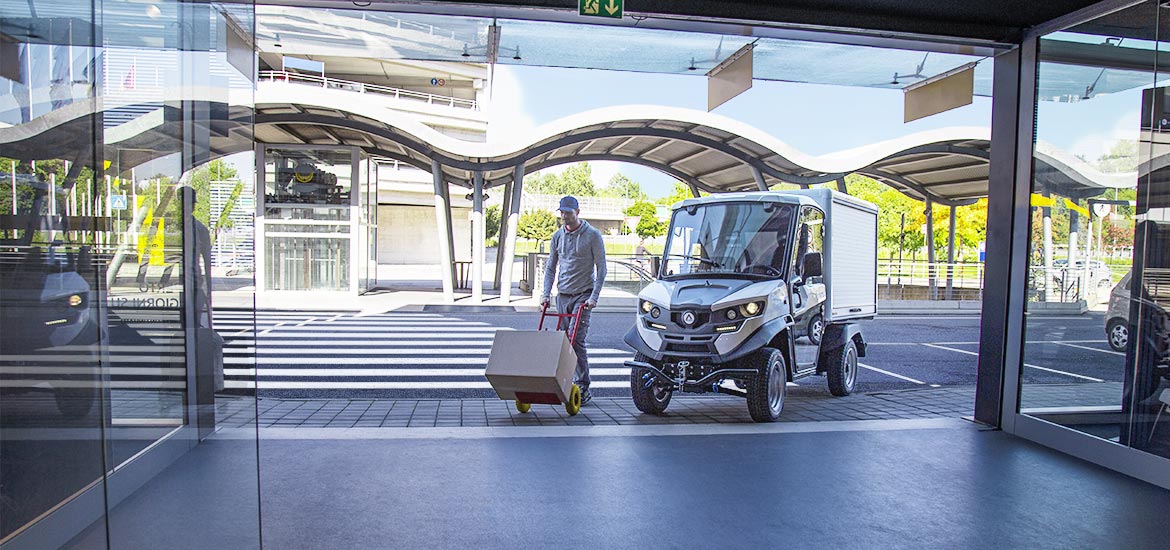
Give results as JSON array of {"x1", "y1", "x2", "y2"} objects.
[
  {"x1": 1054, "y1": 259, "x2": 1115, "y2": 290},
  {"x1": 1105, "y1": 271, "x2": 1132, "y2": 352}
]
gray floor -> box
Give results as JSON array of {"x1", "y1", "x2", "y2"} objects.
[{"x1": 66, "y1": 419, "x2": 1170, "y2": 550}]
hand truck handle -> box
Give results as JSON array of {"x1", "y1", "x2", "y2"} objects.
[{"x1": 538, "y1": 302, "x2": 586, "y2": 345}]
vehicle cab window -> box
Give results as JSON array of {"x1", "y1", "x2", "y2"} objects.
[{"x1": 792, "y1": 206, "x2": 825, "y2": 284}]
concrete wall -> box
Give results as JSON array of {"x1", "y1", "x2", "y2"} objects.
[{"x1": 378, "y1": 205, "x2": 471, "y2": 264}]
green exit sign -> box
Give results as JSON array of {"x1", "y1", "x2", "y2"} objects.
[{"x1": 580, "y1": 0, "x2": 623, "y2": 19}]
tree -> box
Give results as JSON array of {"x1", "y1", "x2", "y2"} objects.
[
  {"x1": 1096, "y1": 140, "x2": 1138, "y2": 173},
  {"x1": 186, "y1": 159, "x2": 239, "y2": 225},
  {"x1": 485, "y1": 204, "x2": 502, "y2": 241},
  {"x1": 624, "y1": 200, "x2": 657, "y2": 218},
  {"x1": 635, "y1": 215, "x2": 666, "y2": 240},
  {"x1": 517, "y1": 209, "x2": 558, "y2": 248},
  {"x1": 657, "y1": 182, "x2": 694, "y2": 207},
  {"x1": 601, "y1": 173, "x2": 647, "y2": 201},
  {"x1": 521, "y1": 163, "x2": 599, "y2": 197}
]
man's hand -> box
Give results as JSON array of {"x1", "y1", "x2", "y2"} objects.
[
  {"x1": 583, "y1": 298, "x2": 597, "y2": 310},
  {"x1": 540, "y1": 296, "x2": 550, "y2": 309}
]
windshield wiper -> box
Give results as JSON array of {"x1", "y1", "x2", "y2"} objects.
[{"x1": 662, "y1": 253, "x2": 721, "y2": 268}]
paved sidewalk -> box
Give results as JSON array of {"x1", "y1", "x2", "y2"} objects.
[
  {"x1": 212, "y1": 383, "x2": 1131, "y2": 428},
  {"x1": 213, "y1": 385, "x2": 974, "y2": 428}
]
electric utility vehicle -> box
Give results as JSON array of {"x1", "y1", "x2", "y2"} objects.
[{"x1": 624, "y1": 189, "x2": 878, "y2": 422}]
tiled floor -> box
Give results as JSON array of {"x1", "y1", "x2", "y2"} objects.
[{"x1": 213, "y1": 385, "x2": 988, "y2": 428}]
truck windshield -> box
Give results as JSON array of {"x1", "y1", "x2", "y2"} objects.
[{"x1": 661, "y1": 202, "x2": 795, "y2": 279}]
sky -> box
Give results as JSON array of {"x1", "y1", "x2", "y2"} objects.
[
  {"x1": 486, "y1": 62, "x2": 1153, "y2": 198},
  {"x1": 487, "y1": 64, "x2": 995, "y2": 198}
]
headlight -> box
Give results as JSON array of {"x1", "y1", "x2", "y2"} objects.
[
  {"x1": 641, "y1": 300, "x2": 653, "y2": 313},
  {"x1": 725, "y1": 308, "x2": 738, "y2": 320},
  {"x1": 737, "y1": 301, "x2": 764, "y2": 318},
  {"x1": 651, "y1": 307, "x2": 661, "y2": 319},
  {"x1": 68, "y1": 294, "x2": 83, "y2": 307}
]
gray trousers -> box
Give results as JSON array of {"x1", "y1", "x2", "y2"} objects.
[{"x1": 556, "y1": 292, "x2": 592, "y2": 390}]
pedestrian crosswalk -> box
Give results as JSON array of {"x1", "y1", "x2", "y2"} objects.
[
  {"x1": 214, "y1": 309, "x2": 636, "y2": 395},
  {"x1": 0, "y1": 309, "x2": 637, "y2": 397}
]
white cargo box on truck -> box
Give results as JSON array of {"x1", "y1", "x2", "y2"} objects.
[{"x1": 785, "y1": 188, "x2": 879, "y2": 322}]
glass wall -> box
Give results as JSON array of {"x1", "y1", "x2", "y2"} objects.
[
  {"x1": 260, "y1": 145, "x2": 357, "y2": 292},
  {"x1": 1021, "y1": 1, "x2": 1170, "y2": 462},
  {"x1": 1, "y1": 0, "x2": 260, "y2": 548}
]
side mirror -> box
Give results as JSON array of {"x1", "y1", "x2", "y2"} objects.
[{"x1": 802, "y1": 252, "x2": 823, "y2": 279}]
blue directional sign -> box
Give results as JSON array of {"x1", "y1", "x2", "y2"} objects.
[{"x1": 110, "y1": 194, "x2": 128, "y2": 210}]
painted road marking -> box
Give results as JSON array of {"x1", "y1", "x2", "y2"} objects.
[
  {"x1": 1052, "y1": 341, "x2": 1125, "y2": 356},
  {"x1": 858, "y1": 362, "x2": 925, "y2": 385},
  {"x1": 920, "y1": 343, "x2": 1104, "y2": 382}
]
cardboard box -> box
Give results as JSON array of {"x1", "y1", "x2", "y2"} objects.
[{"x1": 485, "y1": 330, "x2": 578, "y2": 404}]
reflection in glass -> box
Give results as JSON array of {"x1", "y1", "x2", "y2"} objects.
[
  {"x1": 1021, "y1": 0, "x2": 1170, "y2": 461},
  {"x1": 1, "y1": 4, "x2": 109, "y2": 544}
]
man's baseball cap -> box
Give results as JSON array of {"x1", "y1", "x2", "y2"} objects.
[{"x1": 558, "y1": 196, "x2": 579, "y2": 212}]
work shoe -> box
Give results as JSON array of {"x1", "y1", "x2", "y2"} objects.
[{"x1": 579, "y1": 387, "x2": 593, "y2": 407}]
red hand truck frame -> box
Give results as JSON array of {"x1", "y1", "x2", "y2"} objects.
[{"x1": 538, "y1": 302, "x2": 586, "y2": 345}]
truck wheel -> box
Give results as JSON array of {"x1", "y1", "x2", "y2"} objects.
[
  {"x1": 807, "y1": 313, "x2": 824, "y2": 346},
  {"x1": 746, "y1": 347, "x2": 786, "y2": 422},
  {"x1": 630, "y1": 353, "x2": 672, "y2": 415},
  {"x1": 826, "y1": 339, "x2": 859, "y2": 396}
]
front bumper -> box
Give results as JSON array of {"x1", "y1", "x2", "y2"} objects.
[{"x1": 624, "y1": 315, "x2": 788, "y2": 366}]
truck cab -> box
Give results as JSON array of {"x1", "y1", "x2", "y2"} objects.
[{"x1": 624, "y1": 189, "x2": 878, "y2": 422}]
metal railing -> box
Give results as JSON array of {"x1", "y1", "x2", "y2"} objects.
[
  {"x1": 519, "y1": 194, "x2": 637, "y2": 219},
  {"x1": 259, "y1": 70, "x2": 479, "y2": 110},
  {"x1": 878, "y1": 260, "x2": 985, "y2": 301},
  {"x1": 521, "y1": 253, "x2": 656, "y2": 295}
]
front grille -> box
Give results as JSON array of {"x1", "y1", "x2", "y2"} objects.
[
  {"x1": 671, "y1": 310, "x2": 710, "y2": 329},
  {"x1": 666, "y1": 343, "x2": 709, "y2": 353}
]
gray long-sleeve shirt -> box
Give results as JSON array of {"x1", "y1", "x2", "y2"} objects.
[{"x1": 542, "y1": 220, "x2": 607, "y2": 302}]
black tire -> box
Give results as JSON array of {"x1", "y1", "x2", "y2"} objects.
[
  {"x1": 826, "y1": 339, "x2": 859, "y2": 396},
  {"x1": 1106, "y1": 319, "x2": 1128, "y2": 352},
  {"x1": 807, "y1": 313, "x2": 824, "y2": 346},
  {"x1": 630, "y1": 353, "x2": 672, "y2": 415},
  {"x1": 746, "y1": 347, "x2": 786, "y2": 422}
]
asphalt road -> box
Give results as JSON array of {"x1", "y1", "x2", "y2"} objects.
[{"x1": 199, "y1": 308, "x2": 1126, "y2": 400}]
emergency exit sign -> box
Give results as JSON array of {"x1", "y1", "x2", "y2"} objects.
[{"x1": 580, "y1": 0, "x2": 622, "y2": 18}]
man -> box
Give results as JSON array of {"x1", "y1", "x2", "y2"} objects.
[{"x1": 541, "y1": 195, "x2": 607, "y2": 405}]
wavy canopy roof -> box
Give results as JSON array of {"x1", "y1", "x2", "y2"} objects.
[
  {"x1": 251, "y1": 91, "x2": 1131, "y2": 206},
  {"x1": 1, "y1": 91, "x2": 1135, "y2": 206}
]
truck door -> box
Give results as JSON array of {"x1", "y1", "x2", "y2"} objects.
[{"x1": 791, "y1": 206, "x2": 826, "y2": 368}]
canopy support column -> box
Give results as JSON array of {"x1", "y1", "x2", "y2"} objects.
[
  {"x1": 499, "y1": 164, "x2": 525, "y2": 303},
  {"x1": 925, "y1": 199, "x2": 937, "y2": 300},
  {"x1": 432, "y1": 159, "x2": 455, "y2": 303},
  {"x1": 494, "y1": 180, "x2": 513, "y2": 290},
  {"x1": 836, "y1": 178, "x2": 848, "y2": 194},
  {"x1": 946, "y1": 205, "x2": 957, "y2": 300},
  {"x1": 1042, "y1": 203, "x2": 1053, "y2": 300},
  {"x1": 751, "y1": 166, "x2": 768, "y2": 191},
  {"x1": 1068, "y1": 208, "x2": 1080, "y2": 298},
  {"x1": 472, "y1": 171, "x2": 485, "y2": 303},
  {"x1": 687, "y1": 182, "x2": 701, "y2": 198}
]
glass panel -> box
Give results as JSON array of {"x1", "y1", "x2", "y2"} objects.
[
  {"x1": 261, "y1": 146, "x2": 355, "y2": 292},
  {"x1": 254, "y1": 7, "x2": 491, "y2": 62},
  {"x1": 498, "y1": 19, "x2": 993, "y2": 95},
  {"x1": 1, "y1": 1, "x2": 109, "y2": 544},
  {"x1": 1022, "y1": 0, "x2": 1170, "y2": 460},
  {"x1": 93, "y1": 0, "x2": 261, "y2": 547}
]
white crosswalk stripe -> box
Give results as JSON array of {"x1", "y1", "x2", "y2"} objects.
[
  {"x1": 0, "y1": 310, "x2": 634, "y2": 394},
  {"x1": 219, "y1": 310, "x2": 634, "y2": 393}
]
